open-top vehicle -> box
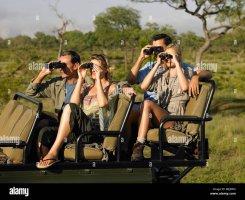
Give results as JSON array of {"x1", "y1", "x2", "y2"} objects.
[{"x1": 0, "y1": 81, "x2": 215, "y2": 183}]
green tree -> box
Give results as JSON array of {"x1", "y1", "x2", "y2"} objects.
[
  {"x1": 63, "y1": 31, "x2": 98, "y2": 52},
  {"x1": 63, "y1": 30, "x2": 85, "y2": 51},
  {"x1": 94, "y1": 6, "x2": 141, "y2": 71},
  {"x1": 0, "y1": 38, "x2": 6, "y2": 48},
  {"x1": 229, "y1": 27, "x2": 245, "y2": 60},
  {"x1": 11, "y1": 35, "x2": 33, "y2": 48},
  {"x1": 145, "y1": 22, "x2": 160, "y2": 30},
  {"x1": 33, "y1": 32, "x2": 58, "y2": 49},
  {"x1": 131, "y1": 0, "x2": 245, "y2": 65},
  {"x1": 178, "y1": 31, "x2": 204, "y2": 59},
  {"x1": 159, "y1": 24, "x2": 177, "y2": 38},
  {"x1": 139, "y1": 22, "x2": 177, "y2": 46},
  {"x1": 212, "y1": 26, "x2": 245, "y2": 60},
  {"x1": 83, "y1": 31, "x2": 98, "y2": 51}
]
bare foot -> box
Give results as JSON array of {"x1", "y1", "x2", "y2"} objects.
[{"x1": 36, "y1": 153, "x2": 59, "y2": 169}]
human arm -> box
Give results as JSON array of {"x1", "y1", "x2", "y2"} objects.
[
  {"x1": 173, "y1": 56, "x2": 189, "y2": 92},
  {"x1": 94, "y1": 65, "x2": 110, "y2": 108},
  {"x1": 69, "y1": 68, "x2": 86, "y2": 106},
  {"x1": 141, "y1": 59, "x2": 160, "y2": 91},
  {"x1": 127, "y1": 45, "x2": 152, "y2": 84},
  {"x1": 25, "y1": 66, "x2": 54, "y2": 98},
  {"x1": 188, "y1": 70, "x2": 212, "y2": 96},
  {"x1": 32, "y1": 67, "x2": 53, "y2": 83}
]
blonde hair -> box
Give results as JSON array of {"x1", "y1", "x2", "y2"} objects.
[{"x1": 165, "y1": 43, "x2": 182, "y2": 61}]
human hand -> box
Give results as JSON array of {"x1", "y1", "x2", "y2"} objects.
[
  {"x1": 93, "y1": 64, "x2": 103, "y2": 80},
  {"x1": 140, "y1": 45, "x2": 153, "y2": 59},
  {"x1": 78, "y1": 64, "x2": 88, "y2": 80},
  {"x1": 39, "y1": 61, "x2": 55, "y2": 76},
  {"x1": 172, "y1": 54, "x2": 181, "y2": 65},
  {"x1": 188, "y1": 75, "x2": 199, "y2": 97},
  {"x1": 122, "y1": 87, "x2": 137, "y2": 98},
  {"x1": 156, "y1": 52, "x2": 164, "y2": 66}
]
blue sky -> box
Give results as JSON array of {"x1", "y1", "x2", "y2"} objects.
[{"x1": 0, "y1": 0, "x2": 214, "y2": 38}]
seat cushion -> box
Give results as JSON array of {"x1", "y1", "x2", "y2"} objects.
[
  {"x1": 64, "y1": 146, "x2": 103, "y2": 161},
  {"x1": 0, "y1": 101, "x2": 36, "y2": 164},
  {"x1": 184, "y1": 83, "x2": 210, "y2": 135},
  {"x1": 64, "y1": 95, "x2": 131, "y2": 161},
  {"x1": 1, "y1": 102, "x2": 24, "y2": 137},
  {"x1": 147, "y1": 128, "x2": 188, "y2": 144},
  {"x1": 0, "y1": 100, "x2": 19, "y2": 133}
]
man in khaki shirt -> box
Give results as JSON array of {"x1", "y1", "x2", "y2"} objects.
[
  {"x1": 26, "y1": 50, "x2": 81, "y2": 158},
  {"x1": 26, "y1": 50, "x2": 81, "y2": 114}
]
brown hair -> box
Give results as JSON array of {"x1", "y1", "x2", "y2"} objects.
[{"x1": 90, "y1": 54, "x2": 110, "y2": 80}]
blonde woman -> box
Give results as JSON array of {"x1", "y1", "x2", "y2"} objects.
[{"x1": 131, "y1": 45, "x2": 193, "y2": 161}]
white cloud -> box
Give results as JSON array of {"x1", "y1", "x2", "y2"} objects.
[{"x1": 0, "y1": 0, "x2": 219, "y2": 38}]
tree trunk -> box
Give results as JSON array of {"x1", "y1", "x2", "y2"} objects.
[{"x1": 195, "y1": 40, "x2": 211, "y2": 68}]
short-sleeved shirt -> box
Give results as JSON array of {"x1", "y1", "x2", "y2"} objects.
[
  {"x1": 137, "y1": 61, "x2": 196, "y2": 102},
  {"x1": 147, "y1": 65, "x2": 194, "y2": 131},
  {"x1": 147, "y1": 65, "x2": 193, "y2": 115}
]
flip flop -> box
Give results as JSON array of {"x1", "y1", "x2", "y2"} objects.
[{"x1": 36, "y1": 158, "x2": 60, "y2": 169}]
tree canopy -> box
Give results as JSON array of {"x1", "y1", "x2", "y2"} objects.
[
  {"x1": 94, "y1": 6, "x2": 141, "y2": 48},
  {"x1": 131, "y1": 0, "x2": 245, "y2": 64}
]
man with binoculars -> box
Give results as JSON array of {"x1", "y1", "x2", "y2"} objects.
[
  {"x1": 26, "y1": 50, "x2": 81, "y2": 159},
  {"x1": 26, "y1": 50, "x2": 81, "y2": 115},
  {"x1": 127, "y1": 33, "x2": 212, "y2": 99},
  {"x1": 124, "y1": 34, "x2": 212, "y2": 159}
]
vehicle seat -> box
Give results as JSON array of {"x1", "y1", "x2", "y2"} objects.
[
  {"x1": 0, "y1": 99, "x2": 37, "y2": 163},
  {"x1": 147, "y1": 82, "x2": 212, "y2": 148},
  {"x1": 64, "y1": 94, "x2": 134, "y2": 161}
]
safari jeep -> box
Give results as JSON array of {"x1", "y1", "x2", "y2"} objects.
[{"x1": 0, "y1": 81, "x2": 215, "y2": 183}]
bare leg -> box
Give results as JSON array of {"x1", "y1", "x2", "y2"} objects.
[
  {"x1": 36, "y1": 119, "x2": 49, "y2": 160},
  {"x1": 138, "y1": 100, "x2": 174, "y2": 140},
  {"x1": 131, "y1": 100, "x2": 174, "y2": 161},
  {"x1": 39, "y1": 105, "x2": 73, "y2": 166}
]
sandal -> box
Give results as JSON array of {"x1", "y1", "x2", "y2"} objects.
[{"x1": 36, "y1": 158, "x2": 60, "y2": 169}]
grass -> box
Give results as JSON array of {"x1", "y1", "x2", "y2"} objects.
[
  {"x1": 142, "y1": 98, "x2": 245, "y2": 183},
  {"x1": 182, "y1": 113, "x2": 245, "y2": 183},
  {"x1": 144, "y1": 58, "x2": 245, "y2": 183},
  {"x1": 181, "y1": 59, "x2": 245, "y2": 182}
]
